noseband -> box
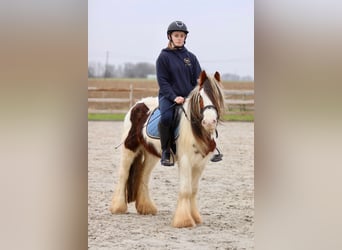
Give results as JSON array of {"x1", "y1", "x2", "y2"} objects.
[{"x1": 201, "y1": 105, "x2": 217, "y2": 114}]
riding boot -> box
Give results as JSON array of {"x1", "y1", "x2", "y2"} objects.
[
  {"x1": 158, "y1": 122, "x2": 174, "y2": 166},
  {"x1": 169, "y1": 125, "x2": 176, "y2": 155}
]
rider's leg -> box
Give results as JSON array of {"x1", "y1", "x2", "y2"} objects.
[{"x1": 159, "y1": 97, "x2": 175, "y2": 166}]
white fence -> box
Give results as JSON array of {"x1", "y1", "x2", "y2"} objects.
[{"x1": 88, "y1": 85, "x2": 254, "y2": 114}]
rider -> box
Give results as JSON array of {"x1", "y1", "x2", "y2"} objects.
[{"x1": 156, "y1": 20, "x2": 201, "y2": 166}]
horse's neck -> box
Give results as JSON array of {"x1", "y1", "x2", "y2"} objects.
[
  {"x1": 181, "y1": 101, "x2": 190, "y2": 119},
  {"x1": 180, "y1": 99, "x2": 216, "y2": 156},
  {"x1": 179, "y1": 116, "x2": 215, "y2": 157},
  {"x1": 179, "y1": 101, "x2": 192, "y2": 131}
]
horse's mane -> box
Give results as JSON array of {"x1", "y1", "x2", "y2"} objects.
[{"x1": 187, "y1": 73, "x2": 225, "y2": 155}]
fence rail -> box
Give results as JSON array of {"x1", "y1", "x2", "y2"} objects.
[{"x1": 88, "y1": 84, "x2": 254, "y2": 114}]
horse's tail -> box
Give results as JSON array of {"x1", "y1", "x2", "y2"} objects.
[
  {"x1": 126, "y1": 151, "x2": 144, "y2": 203},
  {"x1": 122, "y1": 100, "x2": 158, "y2": 203}
]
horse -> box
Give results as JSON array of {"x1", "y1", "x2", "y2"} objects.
[{"x1": 109, "y1": 70, "x2": 225, "y2": 228}]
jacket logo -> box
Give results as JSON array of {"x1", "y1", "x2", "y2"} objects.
[{"x1": 184, "y1": 57, "x2": 192, "y2": 66}]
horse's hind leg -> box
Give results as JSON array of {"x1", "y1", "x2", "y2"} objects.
[
  {"x1": 110, "y1": 147, "x2": 136, "y2": 214},
  {"x1": 135, "y1": 152, "x2": 159, "y2": 215}
]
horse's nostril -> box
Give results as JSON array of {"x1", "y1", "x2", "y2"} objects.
[{"x1": 202, "y1": 119, "x2": 217, "y2": 127}]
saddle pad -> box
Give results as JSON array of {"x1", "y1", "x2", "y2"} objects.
[{"x1": 146, "y1": 108, "x2": 179, "y2": 139}]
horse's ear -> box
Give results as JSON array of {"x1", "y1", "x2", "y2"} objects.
[
  {"x1": 198, "y1": 70, "x2": 207, "y2": 87},
  {"x1": 214, "y1": 71, "x2": 221, "y2": 82}
]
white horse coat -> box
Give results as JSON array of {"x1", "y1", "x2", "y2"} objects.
[{"x1": 110, "y1": 71, "x2": 225, "y2": 228}]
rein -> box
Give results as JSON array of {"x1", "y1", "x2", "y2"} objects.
[{"x1": 180, "y1": 105, "x2": 189, "y2": 121}]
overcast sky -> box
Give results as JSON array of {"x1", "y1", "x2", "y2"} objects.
[{"x1": 88, "y1": 0, "x2": 254, "y2": 77}]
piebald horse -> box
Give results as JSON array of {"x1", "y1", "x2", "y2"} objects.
[{"x1": 110, "y1": 70, "x2": 225, "y2": 228}]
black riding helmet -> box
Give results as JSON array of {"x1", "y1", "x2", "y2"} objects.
[{"x1": 167, "y1": 21, "x2": 189, "y2": 35}]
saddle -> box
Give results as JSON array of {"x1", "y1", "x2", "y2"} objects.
[{"x1": 146, "y1": 106, "x2": 182, "y2": 140}]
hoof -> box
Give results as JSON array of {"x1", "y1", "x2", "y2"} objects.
[
  {"x1": 191, "y1": 211, "x2": 202, "y2": 224},
  {"x1": 136, "y1": 202, "x2": 157, "y2": 215},
  {"x1": 109, "y1": 201, "x2": 127, "y2": 214},
  {"x1": 192, "y1": 214, "x2": 202, "y2": 224},
  {"x1": 172, "y1": 217, "x2": 196, "y2": 228}
]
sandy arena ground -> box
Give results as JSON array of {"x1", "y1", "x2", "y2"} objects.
[{"x1": 88, "y1": 121, "x2": 254, "y2": 249}]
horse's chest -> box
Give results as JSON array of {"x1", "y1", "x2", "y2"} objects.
[{"x1": 187, "y1": 144, "x2": 210, "y2": 164}]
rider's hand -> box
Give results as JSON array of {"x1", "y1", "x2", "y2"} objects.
[{"x1": 174, "y1": 96, "x2": 185, "y2": 104}]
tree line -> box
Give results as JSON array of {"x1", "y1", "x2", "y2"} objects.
[
  {"x1": 88, "y1": 61, "x2": 253, "y2": 81},
  {"x1": 88, "y1": 62, "x2": 156, "y2": 78}
]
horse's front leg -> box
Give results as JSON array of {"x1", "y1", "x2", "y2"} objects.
[
  {"x1": 190, "y1": 165, "x2": 205, "y2": 224},
  {"x1": 172, "y1": 156, "x2": 196, "y2": 228}
]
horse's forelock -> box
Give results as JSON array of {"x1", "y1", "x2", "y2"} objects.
[
  {"x1": 188, "y1": 87, "x2": 202, "y2": 122},
  {"x1": 202, "y1": 76, "x2": 225, "y2": 121}
]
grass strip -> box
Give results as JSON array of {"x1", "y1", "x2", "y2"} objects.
[{"x1": 88, "y1": 113, "x2": 253, "y2": 122}]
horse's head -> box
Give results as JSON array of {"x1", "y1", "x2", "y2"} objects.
[{"x1": 189, "y1": 70, "x2": 225, "y2": 135}]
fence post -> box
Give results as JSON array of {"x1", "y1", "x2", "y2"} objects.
[{"x1": 129, "y1": 83, "x2": 133, "y2": 107}]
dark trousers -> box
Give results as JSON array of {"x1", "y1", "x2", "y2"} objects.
[{"x1": 158, "y1": 96, "x2": 175, "y2": 126}]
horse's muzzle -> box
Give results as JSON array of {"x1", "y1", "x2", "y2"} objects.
[{"x1": 201, "y1": 118, "x2": 217, "y2": 133}]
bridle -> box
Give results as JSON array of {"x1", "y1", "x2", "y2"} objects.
[
  {"x1": 200, "y1": 105, "x2": 219, "y2": 119},
  {"x1": 180, "y1": 95, "x2": 219, "y2": 123}
]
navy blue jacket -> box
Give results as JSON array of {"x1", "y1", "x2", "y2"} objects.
[{"x1": 156, "y1": 47, "x2": 201, "y2": 102}]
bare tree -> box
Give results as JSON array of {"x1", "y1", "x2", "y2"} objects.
[
  {"x1": 88, "y1": 61, "x2": 156, "y2": 78},
  {"x1": 88, "y1": 65, "x2": 95, "y2": 78},
  {"x1": 104, "y1": 64, "x2": 116, "y2": 78}
]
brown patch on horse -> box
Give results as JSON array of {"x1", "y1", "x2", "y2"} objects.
[
  {"x1": 127, "y1": 151, "x2": 143, "y2": 203},
  {"x1": 192, "y1": 127, "x2": 217, "y2": 157},
  {"x1": 205, "y1": 139, "x2": 217, "y2": 155},
  {"x1": 193, "y1": 140, "x2": 216, "y2": 158},
  {"x1": 124, "y1": 103, "x2": 160, "y2": 157},
  {"x1": 142, "y1": 141, "x2": 160, "y2": 158},
  {"x1": 124, "y1": 103, "x2": 149, "y2": 151}
]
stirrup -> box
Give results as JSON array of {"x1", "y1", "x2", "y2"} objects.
[
  {"x1": 161, "y1": 151, "x2": 174, "y2": 166},
  {"x1": 210, "y1": 148, "x2": 223, "y2": 162}
]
